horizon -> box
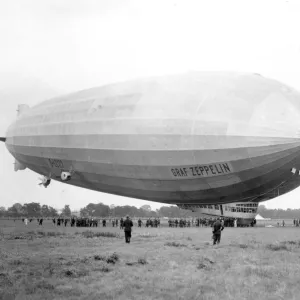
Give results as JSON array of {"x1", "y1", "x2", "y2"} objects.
[{"x1": 2, "y1": 201, "x2": 300, "y2": 212}]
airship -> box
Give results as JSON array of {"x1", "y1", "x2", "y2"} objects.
[{"x1": 2, "y1": 71, "x2": 300, "y2": 223}]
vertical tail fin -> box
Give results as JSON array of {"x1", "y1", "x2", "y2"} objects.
[{"x1": 17, "y1": 104, "x2": 30, "y2": 117}]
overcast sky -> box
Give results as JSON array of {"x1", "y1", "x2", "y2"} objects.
[{"x1": 1, "y1": 0, "x2": 300, "y2": 210}]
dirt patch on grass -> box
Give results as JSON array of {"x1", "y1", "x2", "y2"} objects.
[
  {"x1": 230, "y1": 243, "x2": 254, "y2": 249},
  {"x1": 197, "y1": 257, "x2": 215, "y2": 270},
  {"x1": 165, "y1": 241, "x2": 187, "y2": 248},
  {"x1": 0, "y1": 272, "x2": 13, "y2": 286},
  {"x1": 9, "y1": 259, "x2": 24, "y2": 266},
  {"x1": 281, "y1": 240, "x2": 300, "y2": 247},
  {"x1": 6, "y1": 231, "x2": 67, "y2": 240},
  {"x1": 93, "y1": 264, "x2": 112, "y2": 273},
  {"x1": 63, "y1": 268, "x2": 90, "y2": 278},
  {"x1": 78, "y1": 231, "x2": 121, "y2": 238},
  {"x1": 265, "y1": 240, "x2": 300, "y2": 251},
  {"x1": 94, "y1": 252, "x2": 119, "y2": 264},
  {"x1": 126, "y1": 258, "x2": 148, "y2": 266},
  {"x1": 266, "y1": 243, "x2": 289, "y2": 251},
  {"x1": 138, "y1": 233, "x2": 159, "y2": 238}
]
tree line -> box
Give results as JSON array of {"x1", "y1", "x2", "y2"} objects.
[
  {"x1": 0, "y1": 202, "x2": 66, "y2": 218},
  {"x1": 0, "y1": 202, "x2": 194, "y2": 218},
  {"x1": 1, "y1": 202, "x2": 300, "y2": 219},
  {"x1": 79, "y1": 203, "x2": 192, "y2": 218},
  {"x1": 257, "y1": 205, "x2": 300, "y2": 219}
]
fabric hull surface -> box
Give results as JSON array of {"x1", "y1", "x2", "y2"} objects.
[{"x1": 5, "y1": 72, "x2": 300, "y2": 205}]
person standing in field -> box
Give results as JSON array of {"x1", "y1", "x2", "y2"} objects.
[
  {"x1": 234, "y1": 218, "x2": 237, "y2": 227},
  {"x1": 220, "y1": 218, "x2": 224, "y2": 227},
  {"x1": 138, "y1": 218, "x2": 142, "y2": 228},
  {"x1": 212, "y1": 218, "x2": 224, "y2": 245},
  {"x1": 24, "y1": 218, "x2": 28, "y2": 226},
  {"x1": 123, "y1": 215, "x2": 133, "y2": 244}
]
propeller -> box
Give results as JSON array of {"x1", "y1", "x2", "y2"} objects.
[{"x1": 38, "y1": 175, "x2": 51, "y2": 188}]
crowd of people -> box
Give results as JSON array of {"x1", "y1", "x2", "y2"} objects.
[
  {"x1": 293, "y1": 219, "x2": 300, "y2": 226},
  {"x1": 16, "y1": 215, "x2": 299, "y2": 246},
  {"x1": 20, "y1": 216, "x2": 257, "y2": 228}
]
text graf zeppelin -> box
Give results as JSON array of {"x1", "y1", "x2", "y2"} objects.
[
  {"x1": 170, "y1": 162, "x2": 232, "y2": 178},
  {"x1": 48, "y1": 158, "x2": 64, "y2": 169}
]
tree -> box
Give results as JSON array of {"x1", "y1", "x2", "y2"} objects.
[
  {"x1": 158, "y1": 206, "x2": 181, "y2": 218},
  {"x1": 80, "y1": 207, "x2": 89, "y2": 217},
  {"x1": 41, "y1": 205, "x2": 50, "y2": 217},
  {"x1": 257, "y1": 204, "x2": 268, "y2": 217},
  {"x1": 62, "y1": 205, "x2": 71, "y2": 217},
  {"x1": 23, "y1": 203, "x2": 41, "y2": 217},
  {"x1": 0, "y1": 207, "x2": 6, "y2": 217},
  {"x1": 48, "y1": 206, "x2": 58, "y2": 217},
  {"x1": 83, "y1": 203, "x2": 110, "y2": 217},
  {"x1": 141, "y1": 205, "x2": 151, "y2": 212},
  {"x1": 7, "y1": 203, "x2": 24, "y2": 217}
]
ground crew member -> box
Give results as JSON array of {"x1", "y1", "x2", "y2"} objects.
[
  {"x1": 175, "y1": 219, "x2": 178, "y2": 227},
  {"x1": 212, "y1": 217, "x2": 224, "y2": 245},
  {"x1": 138, "y1": 218, "x2": 142, "y2": 227},
  {"x1": 123, "y1": 215, "x2": 133, "y2": 244}
]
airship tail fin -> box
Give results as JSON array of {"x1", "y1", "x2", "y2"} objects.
[
  {"x1": 0, "y1": 137, "x2": 5, "y2": 142},
  {"x1": 14, "y1": 159, "x2": 27, "y2": 172},
  {"x1": 17, "y1": 104, "x2": 30, "y2": 117}
]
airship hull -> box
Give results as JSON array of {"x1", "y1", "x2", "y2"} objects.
[{"x1": 5, "y1": 72, "x2": 300, "y2": 205}]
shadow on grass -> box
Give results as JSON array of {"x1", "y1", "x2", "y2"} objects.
[
  {"x1": 230, "y1": 243, "x2": 254, "y2": 249},
  {"x1": 77, "y1": 231, "x2": 121, "y2": 239},
  {"x1": 164, "y1": 241, "x2": 187, "y2": 248},
  {"x1": 7, "y1": 231, "x2": 67, "y2": 240},
  {"x1": 126, "y1": 258, "x2": 148, "y2": 266},
  {"x1": 94, "y1": 252, "x2": 119, "y2": 264},
  {"x1": 0, "y1": 272, "x2": 13, "y2": 286},
  {"x1": 266, "y1": 240, "x2": 300, "y2": 251},
  {"x1": 63, "y1": 268, "x2": 90, "y2": 278},
  {"x1": 197, "y1": 257, "x2": 215, "y2": 270},
  {"x1": 266, "y1": 243, "x2": 289, "y2": 251},
  {"x1": 138, "y1": 233, "x2": 158, "y2": 238},
  {"x1": 281, "y1": 240, "x2": 300, "y2": 246}
]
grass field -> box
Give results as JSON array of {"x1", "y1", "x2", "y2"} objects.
[{"x1": 1, "y1": 220, "x2": 300, "y2": 300}]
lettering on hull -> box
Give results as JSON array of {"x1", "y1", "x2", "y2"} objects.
[
  {"x1": 48, "y1": 158, "x2": 64, "y2": 169},
  {"x1": 170, "y1": 162, "x2": 232, "y2": 178}
]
